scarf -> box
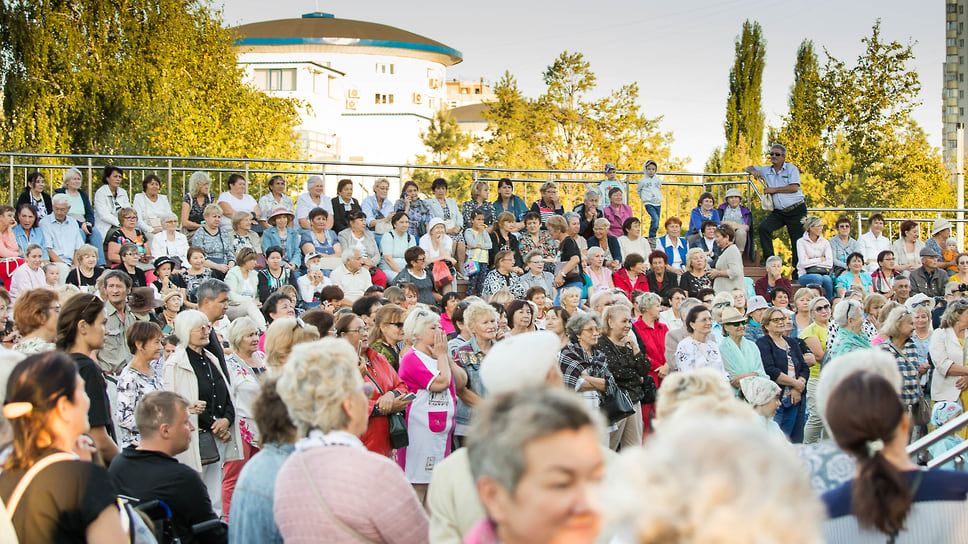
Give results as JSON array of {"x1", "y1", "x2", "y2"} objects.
[
  {"x1": 830, "y1": 328, "x2": 871, "y2": 359},
  {"x1": 295, "y1": 429, "x2": 365, "y2": 452}
]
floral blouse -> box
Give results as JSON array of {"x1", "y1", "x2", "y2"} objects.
[
  {"x1": 225, "y1": 353, "x2": 266, "y2": 447},
  {"x1": 675, "y1": 336, "x2": 728, "y2": 381},
  {"x1": 116, "y1": 365, "x2": 165, "y2": 447},
  {"x1": 394, "y1": 198, "x2": 433, "y2": 238},
  {"x1": 182, "y1": 193, "x2": 213, "y2": 226},
  {"x1": 461, "y1": 200, "x2": 496, "y2": 229},
  {"x1": 518, "y1": 230, "x2": 558, "y2": 262},
  {"x1": 184, "y1": 268, "x2": 213, "y2": 303}
]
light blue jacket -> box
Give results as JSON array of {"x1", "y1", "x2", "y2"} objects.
[
  {"x1": 261, "y1": 226, "x2": 302, "y2": 268},
  {"x1": 229, "y1": 442, "x2": 294, "y2": 544}
]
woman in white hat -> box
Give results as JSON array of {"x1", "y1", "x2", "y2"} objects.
[
  {"x1": 717, "y1": 188, "x2": 751, "y2": 253},
  {"x1": 926, "y1": 217, "x2": 955, "y2": 270},
  {"x1": 418, "y1": 217, "x2": 457, "y2": 294},
  {"x1": 718, "y1": 306, "x2": 768, "y2": 396}
]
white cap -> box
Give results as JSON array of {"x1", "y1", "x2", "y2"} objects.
[
  {"x1": 746, "y1": 295, "x2": 769, "y2": 316},
  {"x1": 481, "y1": 331, "x2": 561, "y2": 394},
  {"x1": 905, "y1": 293, "x2": 932, "y2": 309}
]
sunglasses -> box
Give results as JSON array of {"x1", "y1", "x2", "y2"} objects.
[
  {"x1": 726, "y1": 320, "x2": 748, "y2": 326},
  {"x1": 813, "y1": 304, "x2": 831, "y2": 311}
]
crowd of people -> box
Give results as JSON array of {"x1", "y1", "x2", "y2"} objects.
[{"x1": 1, "y1": 153, "x2": 967, "y2": 543}]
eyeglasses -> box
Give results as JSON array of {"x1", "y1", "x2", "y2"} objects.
[
  {"x1": 713, "y1": 301, "x2": 732, "y2": 308},
  {"x1": 344, "y1": 326, "x2": 369, "y2": 334},
  {"x1": 582, "y1": 326, "x2": 601, "y2": 334},
  {"x1": 769, "y1": 317, "x2": 787, "y2": 323},
  {"x1": 386, "y1": 321, "x2": 404, "y2": 328},
  {"x1": 770, "y1": 152, "x2": 784, "y2": 157},
  {"x1": 194, "y1": 324, "x2": 212, "y2": 333},
  {"x1": 726, "y1": 320, "x2": 748, "y2": 326},
  {"x1": 910, "y1": 301, "x2": 931, "y2": 308}
]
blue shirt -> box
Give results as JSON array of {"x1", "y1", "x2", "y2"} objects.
[
  {"x1": 493, "y1": 195, "x2": 529, "y2": 222},
  {"x1": 752, "y1": 162, "x2": 804, "y2": 210},
  {"x1": 361, "y1": 195, "x2": 395, "y2": 227},
  {"x1": 12, "y1": 224, "x2": 45, "y2": 255},
  {"x1": 229, "y1": 442, "x2": 294, "y2": 544},
  {"x1": 39, "y1": 214, "x2": 84, "y2": 265}
]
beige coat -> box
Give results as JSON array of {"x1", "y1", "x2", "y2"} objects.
[
  {"x1": 713, "y1": 243, "x2": 745, "y2": 293},
  {"x1": 163, "y1": 347, "x2": 243, "y2": 472}
]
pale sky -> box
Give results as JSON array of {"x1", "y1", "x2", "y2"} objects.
[{"x1": 217, "y1": 0, "x2": 942, "y2": 172}]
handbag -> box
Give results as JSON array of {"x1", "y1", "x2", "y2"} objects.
[
  {"x1": 366, "y1": 370, "x2": 409, "y2": 450},
  {"x1": 911, "y1": 394, "x2": 931, "y2": 427},
  {"x1": 432, "y1": 260, "x2": 453, "y2": 288},
  {"x1": 760, "y1": 192, "x2": 774, "y2": 212},
  {"x1": 804, "y1": 266, "x2": 829, "y2": 276},
  {"x1": 555, "y1": 261, "x2": 581, "y2": 283},
  {"x1": 600, "y1": 383, "x2": 636, "y2": 424},
  {"x1": 639, "y1": 375, "x2": 658, "y2": 405},
  {"x1": 463, "y1": 260, "x2": 480, "y2": 276},
  {"x1": 198, "y1": 429, "x2": 220, "y2": 465}
]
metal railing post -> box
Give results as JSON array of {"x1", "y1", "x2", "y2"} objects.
[
  {"x1": 8, "y1": 155, "x2": 13, "y2": 206},
  {"x1": 167, "y1": 159, "x2": 173, "y2": 202},
  {"x1": 87, "y1": 157, "x2": 93, "y2": 197}
]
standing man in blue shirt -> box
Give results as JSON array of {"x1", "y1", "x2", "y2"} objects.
[{"x1": 746, "y1": 144, "x2": 807, "y2": 275}]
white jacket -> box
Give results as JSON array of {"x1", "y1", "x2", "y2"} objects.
[
  {"x1": 93, "y1": 184, "x2": 130, "y2": 237},
  {"x1": 929, "y1": 328, "x2": 968, "y2": 403},
  {"x1": 163, "y1": 347, "x2": 243, "y2": 472}
]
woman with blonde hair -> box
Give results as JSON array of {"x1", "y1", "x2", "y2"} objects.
[
  {"x1": 263, "y1": 317, "x2": 320, "y2": 373},
  {"x1": 370, "y1": 303, "x2": 407, "y2": 371},
  {"x1": 452, "y1": 301, "x2": 499, "y2": 442},
  {"x1": 274, "y1": 339, "x2": 428, "y2": 542},
  {"x1": 757, "y1": 306, "x2": 810, "y2": 443},
  {"x1": 191, "y1": 204, "x2": 235, "y2": 276},
  {"x1": 929, "y1": 299, "x2": 968, "y2": 437},
  {"x1": 599, "y1": 303, "x2": 652, "y2": 449},
  {"x1": 397, "y1": 307, "x2": 467, "y2": 500},
  {"x1": 461, "y1": 179, "x2": 495, "y2": 228},
  {"x1": 224, "y1": 248, "x2": 267, "y2": 329},
  {"x1": 181, "y1": 171, "x2": 214, "y2": 234},
  {"x1": 231, "y1": 211, "x2": 262, "y2": 257},
  {"x1": 679, "y1": 246, "x2": 711, "y2": 298},
  {"x1": 791, "y1": 287, "x2": 815, "y2": 337}
]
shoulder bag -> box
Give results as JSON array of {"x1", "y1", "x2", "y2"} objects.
[
  {"x1": 6, "y1": 452, "x2": 76, "y2": 520},
  {"x1": 600, "y1": 381, "x2": 636, "y2": 424},
  {"x1": 299, "y1": 454, "x2": 378, "y2": 544},
  {"x1": 760, "y1": 190, "x2": 774, "y2": 212},
  {"x1": 365, "y1": 369, "x2": 409, "y2": 449}
]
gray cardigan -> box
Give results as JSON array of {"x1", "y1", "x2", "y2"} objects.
[{"x1": 337, "y1": 228, "x2": 380, "y2": 261}]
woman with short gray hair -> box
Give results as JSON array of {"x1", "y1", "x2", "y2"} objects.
[
  {"x1": 929, "y1": 299, "x2": 968, "y2": 425},
  {"x1": 559, "y1": 312, "x2": 618, "y2": 443},
  {"x1": 829, "y1": 300, "x2": 871, "y2": 359},
  {"x1": 877, "y1": 306, "x2": 928, "y2": 422},
  {"x1": 181, "y1": 171, "x2": 213, "y2": 234},
  {"x1": 274, "y1": 338, "x2": 428, "y2": 542}
]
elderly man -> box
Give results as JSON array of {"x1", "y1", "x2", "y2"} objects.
[
  {"x1": 329, "y1": 247, "x2": 372, "y2": 303},
  {"x1": 98, "y1": 269, "x2": 136, "y2": 376},
  {"x1": 910, "y1": 247, "x2": 948, "y2": 299},
  {"x1": 746, "y1": 143, "x2": 807, "y2": 274},
  {"x1": 858, "y1": 213, "x2": 892, "y2": 273},
  {"x1": 892, "y1": 276, "x2": 912, "y2": 305},
  {"x1": 196, "y1": 278, "x2": 231, "y2": 377},
  {"x1": 574, "y1": 190, "x2": 602, "y2": 239},
  {"x1": 109, "y1": 391, "x2": 224, "y2": 544},
  {"x1": 295, "y1": 175, "x2": 332, "y2": 230},
  {"x1": 40, "y1": 193, "x2": 85, "y2": 280}
]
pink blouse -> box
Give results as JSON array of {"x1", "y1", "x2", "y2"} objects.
[
  {"x1": 603, "y1": 204, "x2": 633, "y2": 237},
  {"x1": 0, "y1": 229, "x2": 20, "y2": 258}
]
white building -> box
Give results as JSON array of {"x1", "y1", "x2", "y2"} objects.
[{"x1": 233, "y1": 12, "x2": 462, "y2": 194}]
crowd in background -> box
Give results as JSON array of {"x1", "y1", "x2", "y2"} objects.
[{"x1": 0, "y1": 153, "x2": 967, "y2": 543}]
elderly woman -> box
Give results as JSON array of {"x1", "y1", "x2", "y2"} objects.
[
  {"x1": 504, "y1": 299, "x2": 533, "y2": 336},
  {"x1": 183, "y1": 247, "x2": 213, "y2": 304},
  {"x1": 181, "y1": 171, "x2": 214, "y2": 234},
  {"x1": 338, "y1": 209, "x2": 388, "y2": 288},
  {"x1": 489, "y1": 211, "x2": 522, "y2": 271},
  {"x1": 909, "y1": 295, "x2": 934, "y2": 363},
  {"x1": 420, "y1": 217, "x2": 458, "y2": 284},
  {"x1": 680, "y1": 247, "x2": 711, "y2": 298},
  {"x1": 224, "y1": 248, "x2": 267, "y2": 328},
  {"x1": 799, "y1": 296, "x2": 832, "y2": 443},
  {"x1": 263, "y1": 317, "x2": 320, "y2": 373},
  {"x1": 391, "y1": 246, "x2": 436, "y2": 305},
  {"x1": 61, "y1": 244, "x2": 100, "y2": 295},
  {"x1": 452, "y1": 302, "x2": 499, "y2": 441},
  {"x1": 191, "y1": 204, "x2": 235, "y2": 276},
  {"x1": 164, "y1": 309, "x2": 243, "y2": 515},
  {"x1": 871, "y1": 250, "x2": 902, "y2": 298},
  {"x1": 217, "y1": 174, "x2": 261, "y2": 229},
  {"x1": 106, "y1": 207, "x2": 150, "y2": 265},
  {"x1": 0, "y1": 352, "x2": 128, "y2": 542},
  {"x1": 558, "y1": 285, "x2": 582, "y2": 317},
  {"x1": 546, "y1": 215, "x2": 583, "y2": 299},
  {"x1": 426, "y1": 177, "x2": 465, "y2": 243},
  {"x1": 13, "y1": 203, "x2": 44, "y2": 256},
  {"x1": 294, "y1": 175, "x2": 327, "y2": 231},
  {"x1": 829, "y1": 298, "x2": 872, "y2": 358},
  {"x1": 686, "y1": 191, "x2": 720, "y2": 239},
  {"x1": 559, "y1": 312, "x2": 617, "y2": 440},
  {"x1": 830, "y1": 215, "x2": 861, "y2": 277},
  {"x1": 258, "y1": 175, "x2": 294, "y2": 221},
  {"x1": 754, "y1": 256, "x2": 793, "y2": 303},
  {"x1": 613, "y1": 253, "x2": 649, "y2": 298},
  {"x1": 329, "y1": 178, "x2": 362, "y2": 233},
  {"x1": 393, "y1": 180, "x2": 432, "y2": 238},
  {"x1": 631, "y1": 292, "x2": 669, "y2": 431},
  {"x1": 796, "y1": 215, "x2": 834, "y2": 300},
  {"x1": 12, "y1": 288, "x2": 60, "y2": 355},
  {"x1": 131, "y1": 174, "x2": 171, "y2": 236},
  {"x1": 644, "y1": 250, "x2": 678, "y2": 300},
  {"x1": 657, "y1": 217, "x2": 688, "y2": 272},
  {"x1": 300, "y1": 208, "x2": 342, "y2": 264},
  {"x1": 603, "y1": 187, "x2": 633, "y2": 238},
  {"x1": 756, "y1": 306, "x2": 809, "y2": 442},
  {"x1": 675, "y1": 305, "x2": 727, "y2": 379},
  {"x1": 360, "y1": 177, "x2": 394, "y2": 236},
  {"x1": 717, "y1": 188, "x2": 752, "y2": 253},
  {"x1": 599, "y1": 303, "x2": 652, "y2": 449},
  {"x1": 930, "y1": 299, "x2": 968, "y2": 431},
  {"x1": 116, "y1": 322, "x2": 166, "y2": 449},
  {"x1": 518, "y1": 211, "x2": 557, "y2": 271},
  {"x1": 519, "y1": 249, "x2": 556, "y2": 301},
  {"x1": 545, "y1": 306, "x2": 571, "y2": 348},
  {"x1": 480, "y1": 249, "x2": 527, "y2": 299},
  {"x1": 149, "y1": 213, "x2": 190, "y2": 265},
  {"x1": 273, "y1": 338, "x2": 428, "y2": 541},
  {"x1": 230, "y1": 211, "x2": 262, "y2": 257},
  {"x1": 398, "y1": 307, "x2": 466, "y2": 500},
  {"x1": 370, "y1": 303, "x2": 407, "y2": 371},
  {"x1": 261, "y1": 207, "x2": 301, "y2": 269},
  {"x1": 492, "y1": 177, "x2": 528, "y2": 227},
  {"x1": 334, "y1": 314, "x2": 410, "y2": 458},
  {"x1": 587, "y1": 217, "x2": 622, "y2": 271},
  {"x1": 834, "y1": 251, "x2": 873, "y2": 298},
  {"x1": 718, "y1": 306, "x2": 768, "y2": 393},
  {"x1": 618, "y1": 217, "x2": 652, "y2": 262},
  {"x1": 379, "y1": 211, "x2": 417, "y2": 283},
  {"x1": 55, "y1": 167, "x2": 103, "y2": 259},
  {"x1": 877, "y1": 306, "x2": 929, "y2": 422},
  {"x1": 892, "y1": 219, "x2": 925, "y2": 275},
  {"x1": 258, "y1": 246, "x2": 300, "y2": 303},
  {"x1": 585, "y1": 246, "x2": 614, "y2": 293},
  {"x1": 114, "y1": 242, "x2": 148, "y2": 288}
]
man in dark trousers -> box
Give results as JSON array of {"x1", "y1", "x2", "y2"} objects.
[{"x1": 746, "y1": 143, "x2": 806, "y2": 275}]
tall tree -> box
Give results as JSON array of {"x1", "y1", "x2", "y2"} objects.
[
  {"x1": 475, "y1": 71, "x2": 550, "y2": 171},
  {"x1": 775, "y1": 40, "x2": 824, "y2": 178},
  {"x1": 420, "y1": 109, "x2": 470, "y2": 165},
  {"x1": 0, "y1": 0, "x2": 302, "y2": 159},
  {"x1": 719, "y1": 20, "x2": 767, "y2": 172}
]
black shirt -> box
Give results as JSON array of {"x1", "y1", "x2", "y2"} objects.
[
  {"x1": 112, "y1": 264, "x2": 147, "y2": 288},
  {"x1": 0, "y1": 449, "x2": 118, "y2": 543},
  {"x1": 186, "y1": 347, "x2": 234, "y2": 430},
  {"x1": 646, "y1": 269, "x2": 681, "y2": 301},
  {"x1": 72, "y1": 352, "x2": 116, "y2": 441},
  {"x1": 109, "y1": 446, "x2": 222, "y2": 544},
  {"x1": 558, "y1": 236, "x2": 584, "y2": 279},
  {"x1": 206, "y1": 328, "x2": 229, "y2": 378},
  {"x1": 65, "y1": 265, "x2": 104, "y2": 290}
]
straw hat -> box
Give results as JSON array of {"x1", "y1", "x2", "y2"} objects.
[{"x1": 932, "y1": 218, "x2": 954, "y2": 236}]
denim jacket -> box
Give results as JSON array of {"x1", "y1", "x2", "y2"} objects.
[
  {"x1": 453, "y1": 337, "x2": 488, "y2": 430},
  {"x1": 261, "y1": 226, "x2": 302, "y2": 268},
  {"x1": 229, "y1": 442, "x2": 295, "y2": 544}
]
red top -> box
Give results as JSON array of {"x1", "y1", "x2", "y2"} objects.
[
  {"x1": 633, "y1": 317, "x2": 668, "y2": 387},
  {"x1": 361, "y1": 348, "x2": 408, "y2": 458},
  {"x1": 612, "y1": 268, "x2": 649, "y2": 298}
]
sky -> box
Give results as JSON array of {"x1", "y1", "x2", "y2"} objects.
[{"x1": 217, "y1": 0, "x2": 943, "y2": 172}]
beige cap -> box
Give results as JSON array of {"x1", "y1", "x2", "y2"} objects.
[{"x1": 481, "y1": 331, "x2": 562, "y2": 394}]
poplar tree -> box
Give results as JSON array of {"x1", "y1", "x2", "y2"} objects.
[{"x1": 713, "y1": 20, "x2": 766, "y2": 172}]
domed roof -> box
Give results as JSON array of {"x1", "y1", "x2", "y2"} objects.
[{"x1": 233, "y1": 13, "x2": 462, "y2": 66}]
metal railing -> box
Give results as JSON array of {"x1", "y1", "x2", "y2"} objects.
[{"x1": 907, "y1": 410, "x2": 968, "y2": 470}]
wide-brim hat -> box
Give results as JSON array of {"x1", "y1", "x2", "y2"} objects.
[
  {"x1": 719, "y1": 307, "x2": 747, "y2": 324},
  {"x1": 153, "y1": 256, "x2": 176, "y2": 271},
  {"x1": 267, "y1": 207, "x2": 295, "y2": 222},
  {"x1": 427, "y1": 217, "x2": 446, "y2": 233},
  {"x1": 724, "y1": 188, "x2": 743, "y2": 199},
  {"x1": 932, "y1": 218, "x2": 954, "y2": 236},
  {"x1": 129, "y1": 287, "x2": 165, "y2": 313}
]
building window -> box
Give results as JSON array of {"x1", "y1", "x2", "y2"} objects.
[
  {"x1": 948, "y1": 3, "x2": 957, "y2": 13},
  {"x1": 949, "y1": 21, "x2": 959, "y2": 31},
  {"x1": 949, "y1": 55, "x2": 959, "y2": 64},
  {"x1": 376, "y1": 63, "x2": 395, "y2": 74},
  {"x1": 253, "y1": 68, "x2": 296, "y2": 91},
  {"x1": 950, "y1": 139, "x2": 958, "y2": 149},
  {"x1": 949, "y1": 38, "x2": 958, "y2": 47},
  {"x1": 375, "y1": 93, "x2": 394, "y2": 104},
  {"x1": 962, "y1": 73, "x2": 965, "y2": 82},
  {"x1": 961, "y1": 4, "x2": 965, "y2": 13},
  {"x1": 948, "y1": 106, "x2": 959, "y2": 115}
]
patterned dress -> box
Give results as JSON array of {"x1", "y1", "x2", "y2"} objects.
[{"x1": 116, "y1": 365, "x2": 165, "y2": 447}]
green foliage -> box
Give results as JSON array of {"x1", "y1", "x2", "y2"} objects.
[
  {"x1": 420, "y1": 109, "x2": 471, "y2": 166},
  {"x1": 0, "y1": 0, "x2": 303, "y2": 160},
  {"x1": 711, "y1": 20, "x2": 766, "y2": 173}
]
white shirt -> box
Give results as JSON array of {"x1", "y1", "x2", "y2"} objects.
[
  {"x1": 9, "y1": 265, "x2": 46, "y2": 302},
  {"x1": 217, "y1": 192, "x2": 259, "y2": 228},
  {"x1": 295, "y1": 192, "x2": 333, "y2": 225},
  {"x1": 132, "y1": 192, "x2": 172, "y2": 233},
  {"x1": 149, "y1": 230, "x2": 190, "y2": 265},
  {"x1": 329, "y1": 264, "x2": 372, "y2": 302},
  {"x1": 858, "y1": 231, "x2": 892, "y2": 272},
  {"x1": 93, "y1": 185, "x2": 131, "y2": 236}
]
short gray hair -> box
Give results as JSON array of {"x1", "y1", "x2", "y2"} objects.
[
  {"x1": 764, "y1": 255, "x2": 783, "y2": 267},
  {"x1": 276, "y1": 338, "x2": 362, "y2": 436},
  {"x1": 372, "y1": 177, "x2": 389, "y2": 191},
  {"x1": 583, "y1": 190, "x2": 599, "y2": 202},
  {"x1": 196, "y1": 279, "x2": 229, "y2": 306},
  {"x1": 307, "y1": 175, "x2": 324, "y2": 190},
  {"x1": 52, "y1": 194, "x2": 71, "y2": 207},
  {"x1": 467, "y1": 389, "x2": 603, "y2": 495},
  {"x1": 227, "y1": 316, "x2": 259, "y2": 353},
  {"x1": 539, "y1": 181, "x2": 557, "y2": 193},
  {"x1": 562, "y1": 211, "x2": 580, "y2": 224},
  {"x1": 188, "y1": 171, "x2": 211, "y2": 198},
  {"x1": 679, "y1": 297, "x2": 703, "y2": 319},
  {"x1": 586, "y1": 246, "x2": 605, "y2": 260},
  {"x1": 833, "y1": 299, "x2": 863, "y2": 328},
  {"x1": 878, "y1": 305, "x2": 913, "y2": 339},
  {"x1": 636, "y1": 292, "x2": 662, "y2": 313},
  {"x1": 62, "y1": 167, "x2": 83, "y2": 187},
  {"x1": 173, "y1": 309, "x2": 210, "y2": 349},
  {"x1": 802, "y1": 215, "x2": 823, "y2": 231},
  {"x1": 588, "y1": 290, "x2": 613, "y2": 313},
  {"x1": 770, "y1": 143, "x2": 787, "y2": 155},
  {"x1": 940, "y1": 299, "x2": 968, "y2": 329},
  {"x1": 403, "y1": 306, "x2": 440, "y2": 343},
  {"x1": 565, "y1": 312, "x2": 601, "y2": 343},
  {"x1": 593, "y1": 218, "x2": 610, "y2": 230},
  {"x1": 341, "y1": 247, "x2": 362, "y2": 265}
]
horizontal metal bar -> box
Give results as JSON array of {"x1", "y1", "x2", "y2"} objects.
[
  {"x1": 810, "y1": 207, "x2": 966, "y2": 213},
  {"x1": 928, "y1": 434, "x2": 968, "y2": 469},
  {"x1": 908, "y1": 410, "x2": 968, "y2": 455}
]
